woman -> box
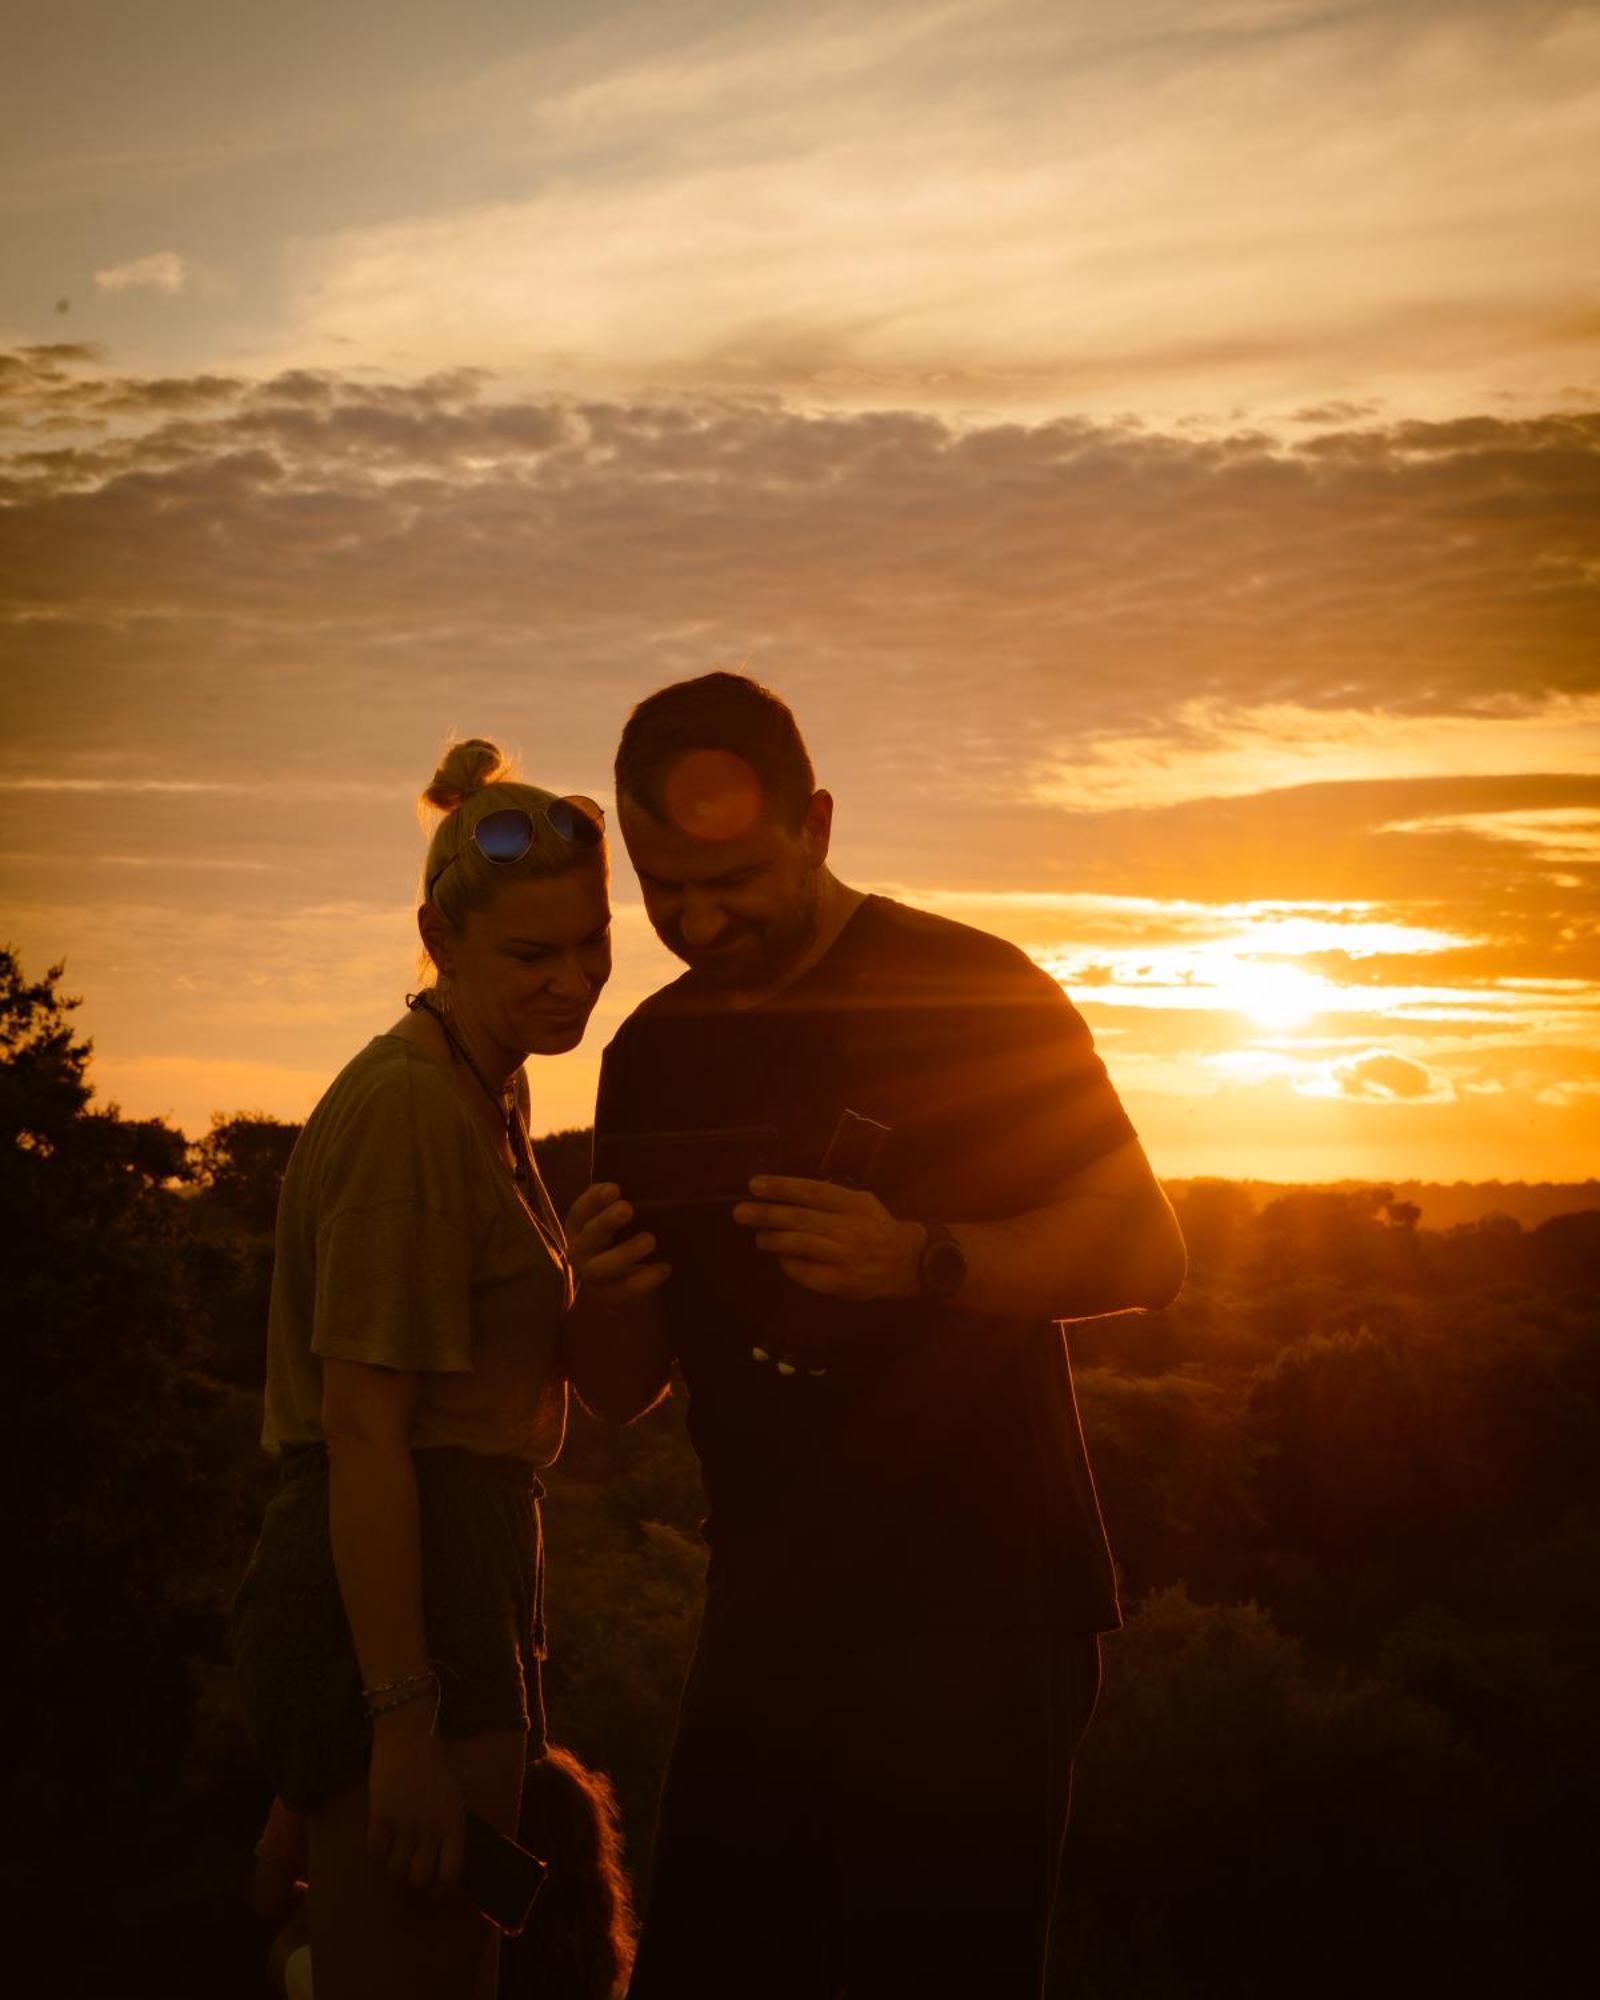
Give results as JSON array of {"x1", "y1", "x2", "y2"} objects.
[{"x1": 232, "y1": 737, "x2": 613, "y2": 2000}]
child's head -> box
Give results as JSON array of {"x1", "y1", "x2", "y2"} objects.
[{"x1": 500, "y1": 1744, "x2": 638, "y2": 2000}]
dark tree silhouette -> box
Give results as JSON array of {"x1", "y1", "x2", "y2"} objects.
[
  {"x1": 5, "y1": 948, "x2": 1598, "y2": 1994},
  {"x1": 190, "y1": 1112, "x2": 301, "y2": 1234},
  {"x1": 0, "y1": 951, "x2": 262, "y2": 1820}
]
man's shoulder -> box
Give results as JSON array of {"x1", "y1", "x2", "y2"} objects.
[
  {"x1": 852, "y1": 895, "x2": 1052, "y2": 996},
  {"x1": 601, "y1": 896, "x2": 1059, "y2": 1054},
  {"x1": 603, "y1": 969, "x2": 696, "y2": 1055}
]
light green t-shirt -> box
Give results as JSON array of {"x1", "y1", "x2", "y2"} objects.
[{"x1": 262, "y1": 1034, "x2": 571, "y2": 1463}]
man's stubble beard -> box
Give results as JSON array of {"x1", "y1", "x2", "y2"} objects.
[{"x1": 673, "y1": 872, "x2": 822, "y2": 992}]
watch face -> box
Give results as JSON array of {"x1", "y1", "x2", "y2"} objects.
[{"x1": 924, "y1": 1236, "x2": 966, "y2": 1298}]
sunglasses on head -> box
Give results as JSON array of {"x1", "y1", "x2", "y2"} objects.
[{"x1": 426, "y1": 796, "x2": 605, "y2": 901}]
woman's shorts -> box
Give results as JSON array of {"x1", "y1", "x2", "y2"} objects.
[{"x1": 229, "y1": 1443, "x2": 547, "y2": 1812}]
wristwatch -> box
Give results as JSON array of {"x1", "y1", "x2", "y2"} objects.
[{"x1": 916, "y1": 1221, "x2": 967, "y2": 1302}]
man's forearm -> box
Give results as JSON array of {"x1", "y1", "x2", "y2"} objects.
[
  {"x1": 944, "y1": 1189, "x2": 1185, "y2": 1323},
  {"x1": 563, "y1": 1288, "x2": 675, "y2": 1424}
]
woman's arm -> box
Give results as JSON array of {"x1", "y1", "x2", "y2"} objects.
[
  {"x1": 322, "y1": 1357, "x2": 465, "y2": 1890},
  {"x1": 562, "y1": 1286, "x2": 675, "y2": 1424},
  {"x1": 560, "y1": 1183, "x2": 675, "y2": 1423}
]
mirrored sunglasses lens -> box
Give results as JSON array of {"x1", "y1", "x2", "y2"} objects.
[
  {"x1": 473, "y1": 808, "x2": 537, "y2": 862},
  {"x1": 547, "y1": 796, "x2": 605, "y2": 846}
]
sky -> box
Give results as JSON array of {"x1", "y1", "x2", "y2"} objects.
[{"x1": 3, "y1": 0, "x2": 1598, "y2": 1183}]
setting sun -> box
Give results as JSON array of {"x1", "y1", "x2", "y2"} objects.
[
  {"x1": 7, "y1": 8, "x2": 1600, "y2": 1997},
  {"x1": 2, "y1": 0, "x2": 1596, "y2": 1190},
  {"x1": 1224, "y1": 959, "x2": 1329, "y2": 1032}
]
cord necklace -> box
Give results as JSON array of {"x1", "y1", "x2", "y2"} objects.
[{"x1": 405, "y1": 989, "x2": 532, "y2": 1179}]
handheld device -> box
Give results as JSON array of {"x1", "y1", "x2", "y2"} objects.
[
  {"x1": 818, "y1": 1109, "x2": 891, "y2": 1188},
  {"x1": 593, "y1": 1126, "x2": 781, "y2": 1254},
  {"x1": 459, "y1": 1809, "x2": 548, "y2": 1937}
]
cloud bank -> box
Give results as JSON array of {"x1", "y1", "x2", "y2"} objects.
[
  {"x1": 263, "y1": 0, "x2": 1600, "y2": 412},
  {"x1": 1, "y1": 345, "x2": 1595, "y2": 1171},
  {"x1": 5, "y1": 2, "x2": 1596, "y2": 418}
]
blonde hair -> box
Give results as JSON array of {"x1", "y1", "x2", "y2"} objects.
[{"x1": 419, "y1": 737, "x2": 605, "y2": 931}]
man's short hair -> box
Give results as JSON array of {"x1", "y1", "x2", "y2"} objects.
[{"x1": 615, "y1": 672, "x2": 817, "y2": 830}]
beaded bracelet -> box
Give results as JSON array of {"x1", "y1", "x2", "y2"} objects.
[
  {"x1": 364, "y1": 1667, "x2": 436, "y2": 1702},
  {"x1": 364, "y1": 1668, "x2": 441, "y2": 1725}
]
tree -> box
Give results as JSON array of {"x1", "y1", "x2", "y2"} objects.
[
  {"x1": 1171, "y1": 1177, "x2": 1255, "y2": 1275},
  {"x1": 1058, "y1": 1588, "x2": 1522, "y2": 1998},
  {"x1": 190, "y1": 1112, "x2": 301, "y2": 1234},
  {"x1": 1254, "y1": 1184, "x2": 1422, "y2": 1287},
  {"x1": 0, "y1": 950, "x2": 262, "y2": 1820}
]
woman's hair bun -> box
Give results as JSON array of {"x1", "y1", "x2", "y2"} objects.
[{"x1": 423, "y1": 737, "x2": 509, "y2": 812}]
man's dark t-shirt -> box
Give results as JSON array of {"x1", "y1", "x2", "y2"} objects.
[{"x1": 595, "y1": 894, "x2": 1136, "y2": 1641}]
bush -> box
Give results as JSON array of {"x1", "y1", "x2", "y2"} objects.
[{"x1": 1057, "y1": 1587, "x2": 1523, "y2": 1998}]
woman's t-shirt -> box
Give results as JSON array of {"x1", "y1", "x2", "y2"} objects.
[{"x1": 261, "y1": 1034, "x2": 570, "y2": 1463}]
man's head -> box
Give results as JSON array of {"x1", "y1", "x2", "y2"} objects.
[{"x1": 615, "y1": 673, "x2": 831, "y2": 989}]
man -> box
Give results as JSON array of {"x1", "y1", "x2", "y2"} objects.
[{"x1": 565, "y1": 673, "x2": 1184, "y2": 1998}]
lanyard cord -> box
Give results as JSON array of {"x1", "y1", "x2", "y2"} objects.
[
  {"x1": 405, "y1": 990, "x2": 528, "y2": 1169},
  {"x1": 402, "y1": 994, "x2": 571, "y2": 1294}
]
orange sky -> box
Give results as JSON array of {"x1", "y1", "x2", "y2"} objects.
[{"x1": 3, "y1": 1, "x2": 1598, "y2": 1182}]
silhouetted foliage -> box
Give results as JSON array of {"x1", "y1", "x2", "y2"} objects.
[
  {"x1": 533, "y1": 1125, "x2": 596, "y2": 1221},
  {"x1": 1057, "y1": 1589, "x2": 1522, "y2": 1999},
  {"x1": 5, "y1": 952, "x2": 1597, "y2": 1992},
  {"x1": 1171, "y1": 1177, "x2": 1255, "y2": 1275},
  {"x1": 0, "y1": 952, "x2": 269, "y2": 1846},
  {"x1": 191, "y1": 1112, "x2": 301, "y2": 1234}
]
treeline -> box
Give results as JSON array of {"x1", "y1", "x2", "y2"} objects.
[
  {"x1": 1165, "y1": 1174, "x2": 1600, "y2": 1233},
  {"x1": 3, "y1": 949, "x2": 1597, "y2": 1995}
]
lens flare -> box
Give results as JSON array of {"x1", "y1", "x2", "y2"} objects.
[{"x1": 663, "y1": 750, "x2": 764, "y2": 843}]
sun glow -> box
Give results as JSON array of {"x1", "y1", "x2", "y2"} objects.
[
  {"x1": 1031, "y1": 936, "x2": 1349, "y2": 1031},
  {"x1": 1016, "y1": 900, "x2": 1546, "y2": 1051},
  {"x1": 1224, "y1": 959, "x2": 1329, "y2": 1031}
]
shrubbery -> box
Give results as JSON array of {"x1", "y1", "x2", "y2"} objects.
[{"x1": 3, "y1": 951, "x2": 1597, "y2": 1993}]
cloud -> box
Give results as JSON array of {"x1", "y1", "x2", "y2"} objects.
[
  {"x1": 2, "y1": 348, "x2": 1596, "y2": 1174},
  {"x1": 1, "y1": 356, "x2": 1594, "y2": 950},
  {"x1": 14, "y1": 343, "x2": 104, "y2": 364},
  {"x1": 1309, "y1": 1050, "x2": 1457, "y2": 1103},
  {"x1": 1204, "y1": 1045, "x2": 1461, "y2": 1105},
  {"x1": 1290, "y1": 400, "x2": 1382, "y2": 424},
  {"x1": 242, "y1": 0, "x2": 1600, "y2": 414},
  {"x1": 6, "y1": 0, "x2": 1597, "y2": 427},
  {"x1": 1036, "y1": 699, "x2": 1600, "y2": 811},
  {"x1": 1, "y1": 358, "x2": 1595, "y2": 751},
  {"x1": 1537, "y1": 1077, "x2": 1600, "y2": 1107},
  {"x1": 93, "y1": 251, "x2": 191, "y2": 294},
  {"x1": 0, "y1": 345, "x2": 239, "y2": 434},
  {"x1": 1381, "y1": 806, "x2": 1600, "y2": 864}
]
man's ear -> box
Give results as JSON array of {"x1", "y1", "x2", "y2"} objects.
[
  {"x1": 417, "y1": 902, "x2": 456, "y2": 977},
  {"x1": 801, "y1": 789, "x2": 834, "y2": 866}
]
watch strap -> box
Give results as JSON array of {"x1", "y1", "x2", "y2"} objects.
[{"x1": 916, "y1": 1220, "x2": 967, "y2": 1301}]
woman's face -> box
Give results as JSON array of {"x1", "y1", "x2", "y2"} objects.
[{"x1": 429, "y1": 863, "x2": 612, "y2": 1058}]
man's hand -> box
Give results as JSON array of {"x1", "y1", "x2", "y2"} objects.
[
  {"x1": 734, "y1": 1175, "x2": 924, "y2": 1301},
  {"x1": 566, "y1": 1182, "x2": 671, "y2": 1309}
]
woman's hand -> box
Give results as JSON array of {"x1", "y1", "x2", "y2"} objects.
[
  {"x1": 250, "y1": 1794, "x2": 309, "y2": 1921},
  {"x1": 367, "y1": 1701, "x2": 466, "y2": 1892},
  {"x1": 566, "y1": 1181, "x2": 670, "y2": 1310}
]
